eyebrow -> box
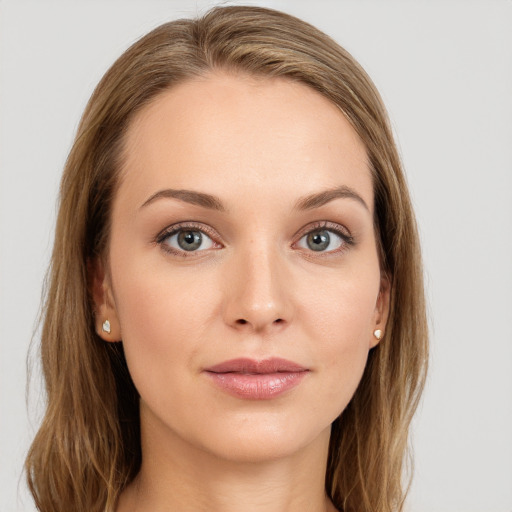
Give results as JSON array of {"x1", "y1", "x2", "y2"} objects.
[
  {"x1": 294, "y1": 185, "x2": 369, "y2": 212},
  {"x1": 140, "y1": 185, "x2": 369, "y2": 213},
  {"x1": 140, "y1": 189, "x2": 226, "y2": 212}
]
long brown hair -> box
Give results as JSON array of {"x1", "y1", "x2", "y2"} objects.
[{"x1": 26, "y1": 6, "x2": 428, "y2": 512}]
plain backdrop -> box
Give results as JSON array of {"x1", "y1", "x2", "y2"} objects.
[{"x1": 1, "y1": 1, "x2": 511, "y2": 511}]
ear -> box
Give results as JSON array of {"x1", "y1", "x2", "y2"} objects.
[
  {"x1": 88, "y1": 257, "x2": 122, "y2": 342},
  {"x1": 369, "y1": 272, "x2": 391, "y2": 349}
]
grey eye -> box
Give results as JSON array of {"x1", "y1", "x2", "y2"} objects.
[
  {"x1": 178, "y1": 231, "x2": 203, "y2": 251},
  {"x1": 164, "y1": 230, "x2": 214, "y2": 252},
  {"x1": 306, "y1": 230, "x2": 330, "y2": 251},
  {"x1": 298, "y1": 229, "x2": 344, "y2": 252}
]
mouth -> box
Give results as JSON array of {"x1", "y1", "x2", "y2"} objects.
[{"x1": 204, "y1": 358, "x2": 309, "y2": 400}]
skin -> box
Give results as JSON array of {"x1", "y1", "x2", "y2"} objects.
[{"x1": 92, "y1": 72, "x2": 389, "y2": 512}]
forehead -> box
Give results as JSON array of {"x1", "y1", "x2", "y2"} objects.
[{"x1": 118, "y1": 72, "x2": 372, "y2": 211}]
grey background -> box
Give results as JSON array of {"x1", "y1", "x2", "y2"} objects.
[{"x1": 1, "y1": 1, "x2": 511, "y2": 510}]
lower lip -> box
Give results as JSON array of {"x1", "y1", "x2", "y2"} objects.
[{"x1": 205, "y1": 371, "x2": 308, "y2": 400}]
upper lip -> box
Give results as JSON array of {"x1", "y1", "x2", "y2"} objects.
[{"x1": 204, "y1": 357, "x2": 308, "y2": 374}]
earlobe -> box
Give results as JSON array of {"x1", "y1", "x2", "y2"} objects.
[
  {"x1": 370, "y1": 273, "x2": 391, "y2": 348},
  {"x1": 88, "y1": 257, "x2": 122, "y2": 342}
]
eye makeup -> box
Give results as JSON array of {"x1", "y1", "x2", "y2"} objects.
[
  {"x1": 155, "y1": 221, "x2": 223, "y2": 257},
  {"x1": 154, "y1": 218, "x2": 355, "y2": 259},
  {"x1": 292, "y1": 220, "x2": 355, "y2": 260}
]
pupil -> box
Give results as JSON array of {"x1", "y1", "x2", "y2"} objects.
[
  {"x1": 307, "y1": 230, "x2": 330, "y2": 251},
  {"x1": 178, "y1": 231, "x2": 202, "y2": 251}
]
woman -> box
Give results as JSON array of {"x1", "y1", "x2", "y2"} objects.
[{"x1": 25, "y1": 6, "x2": 428, "y2": 512}]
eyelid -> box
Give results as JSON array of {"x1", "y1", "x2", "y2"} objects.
[
  {"x1": 292, "y1": 221, "x2": 354, "y2": 252},
  {"x1": 293, "y1": 220, "x2": 353, "y2": 241},
  {"x1": 155, "y1": 221, "x2": 223, "y2": 255},
  {"x1": 154, "y1": 220, "x2": 354, "y2": 257},
  {"x1": 156, "y1": 221, "x2": 219, "y2": 243}
]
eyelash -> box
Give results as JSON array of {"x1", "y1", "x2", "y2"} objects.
[
  {"x1": 155, "y1": 220, "x2": 354, "y2": 257},
  {"x1": 294, "y1": 221, "x2": 355, "y2": 254},
  {"x1": 155, "y1": 222, "x2": 220, "y2": 257}
]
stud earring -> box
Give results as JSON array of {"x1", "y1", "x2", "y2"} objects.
[
  {"x1": 102, "y1": 319, "x2": 111, "y2": 334},
  {"x1": 373, "y1": 329, "x2": 383, "y2": 341}
]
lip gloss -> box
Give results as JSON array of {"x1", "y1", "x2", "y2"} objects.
[{"x1": 204, "y1": 358, "x2": 309, "y2": 400}]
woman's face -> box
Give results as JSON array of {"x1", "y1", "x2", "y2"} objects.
[{"x1": 95, "y1": 72, "x2": 388, "y2": 462}]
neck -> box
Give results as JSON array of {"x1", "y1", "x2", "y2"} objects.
[{"x1": 117, "y1": 411, "x2": 337, "y2": 512}]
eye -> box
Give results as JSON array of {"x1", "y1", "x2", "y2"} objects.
[
  {"x1": 172, "y1": 230, "x2": 213, "y2": 251},
  {"x1": 157, "y1": 224, "x2": 219, "y2": 255},
  {"x1": 298, "y1": 229, "x2": 342, "y2": 252},
  {"x1": 296, "y1": 224, "x2": 353, "y2": 253}
]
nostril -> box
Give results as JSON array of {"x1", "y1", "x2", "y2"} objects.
[{"x1": 235, "y1": 318, "x2": 283, "y2": 326}]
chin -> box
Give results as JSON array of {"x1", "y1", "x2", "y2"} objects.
[{"x1": 182, "y1": 408, "x2": 335, "y2": 464}]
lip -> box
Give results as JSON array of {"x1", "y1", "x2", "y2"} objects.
[{"x1": 204, "y1": 358, "x2": 309, "y2": 400}]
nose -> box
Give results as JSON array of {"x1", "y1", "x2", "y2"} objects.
[{"x1": 222, "y1": 243, "x2": 293, "y2": 334}]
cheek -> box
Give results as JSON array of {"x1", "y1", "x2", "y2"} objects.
[
  {"x1": 109, "y1": 253, "x2": 219, "y2": 400},
  {"x1": 117, "y1": 274, "x2": 209, "y2": 341},
  {"x1": 296, "y1": 267, "x2": 380, "y2": 412},
  {"x1": 299, "y1": 263, "x2": 379, "y2": 347}
]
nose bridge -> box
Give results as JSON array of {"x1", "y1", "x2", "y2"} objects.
[{"x1": 223, "y1": 236, "x2": 291, "y2": 332}]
